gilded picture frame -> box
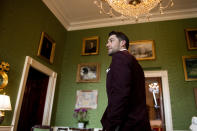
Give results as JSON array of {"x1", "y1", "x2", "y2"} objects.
[
  {"x1": 76, "y1": 63, "x2": 100, "y2": 83},
  {"x1": 81, "y1": 36, "x2": 99, "y2": 55},
  {"x1": 185, "y1": 28, "x2": 197, "y2": 50},
  {"x1": 37, "y1": 32, "x2": 56, "y2": 64},
  {"x1": 0, "y1": 71, "x2": 8, "y2": 90},
  {"x1": 75, "y1": 90, "x2": 98, "y2": 109},
  {"x1": 182, "y1": 55, "x2": 197, "y2": 81},
  {"x1": 128, "y1": 40, "x2": 156, "y2": 60}
]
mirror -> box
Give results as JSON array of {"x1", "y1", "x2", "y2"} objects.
[{"x1": 0, "y1": 71, "x2": 8, "y2": 90}]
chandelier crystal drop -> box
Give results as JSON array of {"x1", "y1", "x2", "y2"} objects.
[{"x1": 94, "y1": 0, "x2": 174, "y2": 21}]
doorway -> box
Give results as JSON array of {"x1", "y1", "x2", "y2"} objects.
[
  {"x1": 145, "y1": 77, "x2": 165, "y2": 130},
  {"x1": 11, "y1": 56, "x2": 57, "y2": 131},
  {"x1": 17, "y1": 67, "x2": 49, "y2": 131},
  {"x1": 144, "y1": 70, "x2": 173, "y2": 131}
]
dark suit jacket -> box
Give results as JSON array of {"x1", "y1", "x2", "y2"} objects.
[{"x1": 101, "y1": 51, "x2": 151, "y2": 131}]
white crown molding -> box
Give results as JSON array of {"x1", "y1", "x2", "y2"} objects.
[
  {"x1": 42, "y1": 0, "x2": 70, "y2": 30},
  {"x1": 68, "y1": 8, "x2": 197, "y2": 31}
]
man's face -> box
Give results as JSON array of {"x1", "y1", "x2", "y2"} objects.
[{"x1": 106, "y1": 35, "x2": 121, "y2": 56}]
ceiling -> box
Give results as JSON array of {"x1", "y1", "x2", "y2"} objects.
[{"x1": 42, "y1": 0, "x2": 197, "y2": 31}]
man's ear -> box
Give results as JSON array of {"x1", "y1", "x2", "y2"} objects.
[{"x1": 120, "y1": 40, "x2": 126, "y2": 48}]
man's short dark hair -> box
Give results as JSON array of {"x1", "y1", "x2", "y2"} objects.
[{"x1": 109, "y1": 31, "x2": 130, "y2": 49}]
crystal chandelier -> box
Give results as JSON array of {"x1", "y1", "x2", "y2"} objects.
[{"x1": 94, "y1": 0, "x2": 174, "y2": 21}]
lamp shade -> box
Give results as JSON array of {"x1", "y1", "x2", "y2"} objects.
[{"x1": 0, "y1": 95, "x2": 12, "y2": 110}]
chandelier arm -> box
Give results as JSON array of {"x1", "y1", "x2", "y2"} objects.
[
  {"x1": 159, "y1": 0, "x2": 174, "y2": 10},
  {"x1": 108, "y1": 8, "x2": 116, "y2": 17},
  {"x1": 94, "y1": 0, "x2": 116, "y2": 17},
  {"x1": 146, "y1": 13, "x2": 153, "y2": 22}
]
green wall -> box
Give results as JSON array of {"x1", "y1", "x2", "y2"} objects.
[
  {"x1": 0, "y1": 0, "x2": 67, "y2": 126},
  {"x1": 54, "y1": 18, "x2": 197, "y2": 130}
]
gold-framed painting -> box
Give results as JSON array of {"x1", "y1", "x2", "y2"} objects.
[
  {"x1": 75, "y1": 90, "x2": 98, "y2": 109},
  {"x1": 128, "y1": 40, "x2": 156, "y2": 60},
  {"x1": 37, "y1": 32, "x2": 56, "y2": 64},
  {"x1": 76, "y1": 63, "x2": 100, "y2": 83},
  {"x1": 185, "y1": 28, "x2": 197, "y2": 50},
  {"x1": 182, "y1": 55, "x2": 197, "y2": 81},
  {"x1": 81, "y1": 36, "x2": 99, "y2": 55}
]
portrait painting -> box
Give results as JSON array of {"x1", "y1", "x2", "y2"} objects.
[
  {"x1": 75, "y1": 90, "x2": 98, "y2": 109},
  {"x1": 37, "y1": 32, "x2": 56, "y2": 64},
  {"x1": 182, "y1": 55, "x2": 197, "y2": 81},
  {"x1": 185, "y1": 28, "x2": 197, "y2": 50},
  {"x1": 128, "y1": 40, "x2": 156, "y2": 60},
  {"x1": 82, "y1": 36, "x2": 99, "y2": 55},
  {"x1": 76, "y1": 63, "x2": 100, "y2": 82}
]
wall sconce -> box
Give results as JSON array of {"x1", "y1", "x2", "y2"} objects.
[
  {"x1": 148, "y1": 82, "x2": 159, "y2": 108},
  {"x1": 0, "y1": 94, "x2": 12, "y2": 123}
]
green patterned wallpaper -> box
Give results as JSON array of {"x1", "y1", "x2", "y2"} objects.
[
  {"x1": 0, "y1": 0, "x2": 67, "y2": 126},
  {"x1": 54, "y1": 18, "x2": 197, "y2": 130}
]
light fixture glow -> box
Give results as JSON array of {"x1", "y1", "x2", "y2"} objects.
[
  {"x1": 94, "y1": 0, "x2": 174, "y2": 21},
  {"x1": 0, "y1": 94, "x2": 12, "y2": 111},
  {"x1": 0, "y1": 94, "x2": 12, "y2": 123},
  {"x1": 149, "y1": 82, "x2": 160, "y2": 108}
]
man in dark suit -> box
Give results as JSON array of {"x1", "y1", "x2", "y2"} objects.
[{"x1": 101, "y1": 31, "x2": 151, "y2": 131}]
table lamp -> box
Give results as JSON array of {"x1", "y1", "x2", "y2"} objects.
[{"x1": 0, "y1": 94, "x2": 12, "y2": 124}]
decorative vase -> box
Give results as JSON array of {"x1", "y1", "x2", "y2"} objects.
[{"x1": 78, "y1": 122, "x2": 84, "y2": 129}]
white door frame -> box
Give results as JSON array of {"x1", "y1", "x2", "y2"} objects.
[
  {"x1": 145, "y1": 70, "x2": 173, "y2": 131},
  {"x1": 11, "y1": 56, "x2": 57, "y2": 131}
]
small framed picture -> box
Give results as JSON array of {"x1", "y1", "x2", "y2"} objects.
[
  {"x1": 75, "y1": 90, "x2": 98, "y2": 109},
  {"x1": 128, "y1": 40, "x2": 156, "y2": 60},
  {"x1": 182, "y1": 55, "x2": 197, "y2": 81},
  {"x1": 37, "y1": 32, "x2": 56, "y2": 64},
  {"x1": 76, "y1": 63, "x2": 100, "y2": 83},
  {"x1": 185, "y1": 28, "x2": 197, "y2": 50},
  {"x1": 82, "y1": 36, "x2": 99, "y2": 55}
]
